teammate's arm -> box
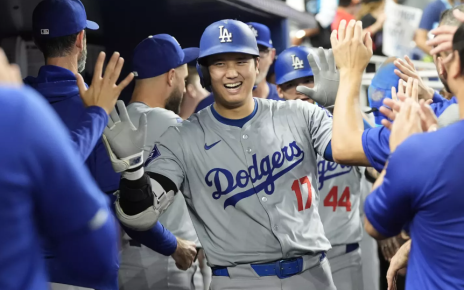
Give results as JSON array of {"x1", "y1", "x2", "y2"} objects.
[
  {"x1": 331, "y1": 20, "x2": 372, "y2": 166},
  {"x1": 24, "y1": 87, "x2": 119, "y2": 285},
  {"x1": 363, "y1": 144, "x2": 417, "y2": 240},
  {"x1": 69, "y1": 106, "x2": 108, "y2": 162}
]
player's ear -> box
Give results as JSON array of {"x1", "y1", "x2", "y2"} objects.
[
  {"x1": 270, "y1": 48, "x2": 276, "y2": 61},
  {"x1": 167, "y1": 68, "x2": 176, "y2": 87},
  {"x1": 276, "y1": 85, "x2": 285, "y2": 99},
  {"x1": 75, "y1": 30, "x2": 85, "y2": 51}
]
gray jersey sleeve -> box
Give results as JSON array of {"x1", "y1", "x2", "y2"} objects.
[
  {"x1": 145, "y1": 126, "x2": 186, "y2": 190},
  {"x1": 300, "y1": 101, "x2": 333, "y2": 157}
]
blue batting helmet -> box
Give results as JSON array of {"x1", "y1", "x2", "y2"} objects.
[
  {"x1": 197, "y1": 19, "x2": 259, "y2": 89},
  {"x1": 275, "y1": 46, "x2": 314, "y2": 85},
  {"x1": 368, "y1": 63, "x2": 400, "y2": 126}
]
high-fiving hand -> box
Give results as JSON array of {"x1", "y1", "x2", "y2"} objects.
[
  {"x1": 76, "y1": 51, "x2": 134, "y2": 115},
  {"x1": 296, "y1": 48, "x2": 339, "y2": 107},
  {"x1": 330, "y1": 19, "x2": 373, "y2": 75}
]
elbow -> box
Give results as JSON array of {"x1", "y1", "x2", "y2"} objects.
[
  {"x1": 332, "y1": 141, "x2": 354, "y2": 165},
  {"x1": 364, "y1": 217, "x2": 387, "y2": 240}
]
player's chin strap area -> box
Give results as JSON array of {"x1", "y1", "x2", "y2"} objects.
[{"x1": 114, "y1": 173, "x2": 176, "y2": 231}]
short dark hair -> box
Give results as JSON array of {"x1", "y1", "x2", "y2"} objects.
[
  {"x1": 34, "y1": 31, "x2": 83, "y2": 58},
  {"x1": 440, "y1": 5, "x2": 464, "y2": 26},
  {"x1": 339, "y1": 0, "x2": 353, "y2": 8}
]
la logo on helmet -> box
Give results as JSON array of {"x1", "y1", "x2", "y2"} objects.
[
  {"x1": 291, "y1": 55, "x2": 304, "y2": 69},
  {"x1": 219, "y1": 26, "x2": 232, "y2": 43},
  {"x1": 248, "y1": 25, "x2": 258, "y2": 37}
]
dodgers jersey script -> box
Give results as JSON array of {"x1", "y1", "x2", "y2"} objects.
[
  {"x1": 127, "y1": 102, "x2": 199, "y2": 245},
  {"x1": 146, "y1": 98, "x2": 333, "y2": 267},
  {"x1": 317, "y1": 156, "x2": 363, "y2": 246}
]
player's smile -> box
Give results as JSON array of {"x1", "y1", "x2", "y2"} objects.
[{"x1": 224, "y1": 81, "x2": 243, "y2": 94}]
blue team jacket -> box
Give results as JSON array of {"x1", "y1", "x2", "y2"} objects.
[{"x1": 24, "y1": 65, "x2": 120, "y2": 193}]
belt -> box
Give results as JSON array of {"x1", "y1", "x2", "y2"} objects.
[
  {"x1": 346, "y1": 243, "x2": 359, "y2": 253},
  {"x1": 212, "y1": 252, "x2": 326, "y2": 279}
]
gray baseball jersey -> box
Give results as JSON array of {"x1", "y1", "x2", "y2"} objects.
[
  {"x1": 316, "y1": 156, "x2": 363, "y2": 246},
  {"x1": 145, "y1": 98, "x2": 333, "y2": 267},
  {"x1": 127, "y1": 102, "x2": 199, "y2": 246}
]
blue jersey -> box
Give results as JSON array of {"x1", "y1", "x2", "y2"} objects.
[
  {"x1": 0, "y1": 86, "x2": 118, "y2": 290},
  {"x1": 195, "y1": 82, "x2": 282, "y2": 113},
  {"x1": 24, "y1": 65, "x2": 120, "y2": 193},
  {"x1": 362, "y1": 97, "x2": 457, "y2": 171},
  {"x1": 364, "y1": 120, "x2": 464, "y2": 289},
  {"x1": 419, "y1": 0, "x2": 449, "y2": 31},
  {"x1": 25, "y1": 66, "x2": 178, "y2": 288}
]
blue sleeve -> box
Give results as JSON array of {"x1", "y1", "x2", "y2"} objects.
[
  {"x1": 70, "y1": 106, "x2": 108, "y2": 162},
  {"x1": 109, "y1": 194, "x2": 178, "y2": 256},
  {"x1": 361, "y1": 126, "x2": 391, "y2": 172},
  {"x1": 431, "y1": 96, "x2": 457, "y2": 117},
  {"x1": 21, "y1": 87, "x2": 119, "y2": 283},
  {"x1": 364, "y1": 142, "x2": 418, "y2": 237},
  {"x1": 432, "y1": 91, "x2": 446, "y2": 104},
  {"x1": 419, "y1": 1, "x2": 442, "y2": 30}
]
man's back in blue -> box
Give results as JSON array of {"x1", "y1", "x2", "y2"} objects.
[
  {"x1": 24, "y1": 65, "x2": 120, "y2": 193},
  {"x1": 365, "y1": 120, "x2": 464, "y2": 289},
  {"x1": 0, "y1": 86, "x2": 119, "y2": 290}
]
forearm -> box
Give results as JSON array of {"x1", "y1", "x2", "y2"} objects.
[
  {"x1": 332, "y1": 73, "x2": 370, "y2": 165},
  {"x1": 365, "y1": 22, "x2": 382, "y2": 35},
  {"x1": 70, "y1": 106, "x2": 108, "y2": 162},
  {"x1": 414, "y1": 32, "x2": 432, "y2": 55}
]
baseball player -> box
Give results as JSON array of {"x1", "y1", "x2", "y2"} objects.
[
  {"x1": 194, "y1": 21, "x2": 280, "y2": 113},
  {"x1": 117, "y1": 34, "x2": 202, "y2": 290},
  {"x1": 275, "y1": 45, "x2": 364, "y2": 290},
  {"x1": 105, "y1": 19, "x2": 337, "y2": 290},
  {"x1": 27, "y1": 0, "x2": 194, "y2": 288},
  {"x1": 0, "y1": 50, "x2": 119, "y2": 290}
]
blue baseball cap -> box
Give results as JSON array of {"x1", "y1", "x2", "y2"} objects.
[
  {"x1": 132, "y1": 34, "x2": 199, "y2": 79},
  {"x1": 247, "y1": 22, "x2": 273, "y2": 48},
  {"x1": 275, "y1": 46, "x2": 314, "y2": 85},
  {"x1": 368, "y1": 63, "x2": 400, "y2": 125},
  {"x1": 33, "y1": 0, "x2": 99, "y2": 38}
]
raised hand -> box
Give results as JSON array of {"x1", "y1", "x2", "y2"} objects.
[
  {"x1": 296, "y1": 48, "x2": 339, "y2": 107},
  {"x1": 102, "y1": 100, "x2": 147, "y2": 173},
  {"x1": 394, "y1": 56, "x2": 434, "y2": 100},
  {"x1": 76, "y1": 51, "x2": 134, "y2": 114},
  {"x1": 331, "y1": 19, "x2": 373, "y2": 75}
]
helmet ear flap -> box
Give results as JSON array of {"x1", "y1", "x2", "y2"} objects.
[{"x1": 196, "y1": 62, "x2": 212, "y2": 92}]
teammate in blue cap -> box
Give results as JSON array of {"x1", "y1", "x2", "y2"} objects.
[
  {"x1": 117, "y1": 34, "x2": 203, "y2": 290},
  {"x1": 275, "y1": 46, "x2": 314, "y2": 101},
  {"x1": 0, "y1": 49, "x2": 119, "y2": 290},
  {"x1": 103, "y1": 19, "x2": 338, "y2": 290},
  {"x1": 194, "y1": 21, "x2": 280, "y2": 113},
  {"x1": 25, "y1": 1, "x2": 179, "y2": 289}
]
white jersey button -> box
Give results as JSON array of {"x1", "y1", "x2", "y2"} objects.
[
  {"x1": 246, "y1": 148, "x2": 252, "y2": 154},
  {"x1": 261, "y1": 196, "x2": 268, "y2": 202},
  {"x1": 242, "y1": 134, "x2": 249, "y2": 139},
  {"x1": 274, "y1": 225, "x2": 279, "y2": 231}
]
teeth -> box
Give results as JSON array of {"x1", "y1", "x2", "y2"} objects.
[{"x1": 224, "y1": 82, "x2": 242, "y2": 88}]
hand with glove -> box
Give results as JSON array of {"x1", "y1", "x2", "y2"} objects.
[
  {"x1": 296, "y1": 47, "x2": 339, "y2": 107},
  {"x1": 103, "y1": 100, "x2": 147, "y2": 178}
]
